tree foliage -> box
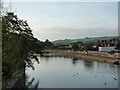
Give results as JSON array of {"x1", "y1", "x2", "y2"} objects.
[
  {"x1": 115, "y1": 41, "x2": 120, "y2": 50},
  {"x1": 82, "y1": 43, "x2": 94, "y2": 51},
  {"x1": 43, "y1": 39, "x2": 54, "y2": 49},
  {"x1": 72, "y1": 43, "x2": 79, "y2": 51},
  {"x1": 2, "y1": 12, "x2": 40, "y2": 77}
]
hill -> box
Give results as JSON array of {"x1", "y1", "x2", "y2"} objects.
[{"x1": 52, "y1": 36, "x2": 120, "y2": 45}]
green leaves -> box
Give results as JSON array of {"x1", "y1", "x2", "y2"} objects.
[{"x1": 2, "y1": 12, "x2": 40, "y2": 77}]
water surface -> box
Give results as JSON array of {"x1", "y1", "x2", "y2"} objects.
[{"x1": 26, "y1": 54, "x2": 118, "y2": 88}]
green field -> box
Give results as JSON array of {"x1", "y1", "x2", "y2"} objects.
[{"x1": 53, "y1": 36, "x2": 120, "y2": 45}]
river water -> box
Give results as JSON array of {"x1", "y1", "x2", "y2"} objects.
[{"x1": 26, "y1": 54, "x2": 118, "y2": 88}]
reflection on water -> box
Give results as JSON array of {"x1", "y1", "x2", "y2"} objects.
[
  {"x1": 12, "y1": 74, "x2": 39, "y2": 88},
  {"x1": 83, "y1": 60, "x2": 94, "y2": 71},
  {"x1": 2, "y1": 69, "x2": 40, "y2": 88},
  {"x1": 71, "y1": 58, "x2": 79, "y2": 65},
  {"x1": 25, "y1": 77, "x2": 39, "y2": 88},
  {"x1": 26, "y1": 54, "x2": 118, "y2": 88}
]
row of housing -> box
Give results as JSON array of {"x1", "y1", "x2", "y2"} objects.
[{"x1": 55, "y1": 38, "x2": 120, "y2": 52}]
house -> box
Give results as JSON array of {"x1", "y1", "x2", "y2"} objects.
[{"x1": 98, "y1": 38, "x2": 119, "y2": 52}]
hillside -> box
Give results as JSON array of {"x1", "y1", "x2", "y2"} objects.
[{"x1": 52, "y1": 36, "x2": 120, "y2": 45}]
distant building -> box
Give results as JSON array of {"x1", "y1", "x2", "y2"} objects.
[
  {"x1": 99, "y1": 47, "x2": 116, "y2": 52},
  {"x1": 98, "y1": 38, "x2": 119, "y2": 52}
]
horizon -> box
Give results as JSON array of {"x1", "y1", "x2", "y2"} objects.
[
  {"x1": 53, "y1": 35, "x2": 119, "y2": 41},
  {"x1": 5, "y1": 2, "x2": 118, "y2": 41}
]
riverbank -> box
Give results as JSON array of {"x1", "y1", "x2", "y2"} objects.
[{"x1": 44, "y1": 50, "x2": 120, "y2": 65}]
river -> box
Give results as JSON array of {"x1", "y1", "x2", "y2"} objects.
[{"x1": 25, "y1": 54, "x2": 118, "y2": 88}]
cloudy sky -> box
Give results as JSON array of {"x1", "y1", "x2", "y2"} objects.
[{"x1": 5, "y1": 1, "x2": 118, "y2": 41}]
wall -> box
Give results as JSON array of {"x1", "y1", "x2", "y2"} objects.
[
  {"x1": 99, "y1": 47, "x2": 116, "y2": 52},
  {"x1": 50, "y1": 50, "x2": 119, "y2": 59}
]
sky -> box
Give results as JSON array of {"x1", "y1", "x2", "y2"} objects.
[{"x1": 4, "y1": 1, "x2": 118, "y2": 41}]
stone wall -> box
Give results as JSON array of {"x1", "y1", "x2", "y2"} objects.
[
  {"x1": 86, "y1": 51, "x2": 119, "y2": 59},
  {"x1": 49, "y1": 50, "x2": 119, "y2": 59}
]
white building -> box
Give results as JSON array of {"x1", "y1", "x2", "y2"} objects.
[{"x1": 99, "y1": 47, "x2": 116, "y2": 52}]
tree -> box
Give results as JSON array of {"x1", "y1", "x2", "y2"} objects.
[
  {"x1": 2, "y1": 12, "x2": 40, "y2": 77},
  {"x1": 42, "y1": 39, "x2": 54, "y2": 49},
  {"x1": 82, "y1": 43, "x2": 94, "y2": 51},
  {"x1": 72, "y1": 43, "x2": 79, "y2": 51},
  {"x1": 115, "y1": 41, "x2": 120, "y2": 50}
]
